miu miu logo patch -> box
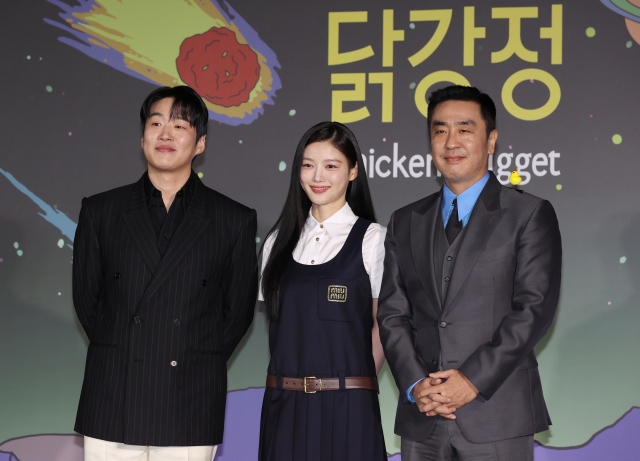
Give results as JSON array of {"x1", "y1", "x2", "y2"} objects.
[{"x1": 327, "y1": 285, "x2": 348, "y2": 302}]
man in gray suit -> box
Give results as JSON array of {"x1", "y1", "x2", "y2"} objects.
[
  {"x1": 378, "y1": 85, "x2": 562, "y2": 460},
  {"x1": 73, "y1": 86, "x2": 257, "y2": 460}
]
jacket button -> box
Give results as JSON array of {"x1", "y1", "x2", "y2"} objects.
[
  {"x1": 170, "y1": 361, "x2": 178, "y2": 367},
  {"x1": 173, "y1": 319, "x2": 180, "y2": 326},
  {"x1": 133, "y1": 316, "x2": 141, "y2": 324},
  {"x1": 114, "y1": 272, "x2": 121, "y2": 279},
  {"x1": 439, "y1": 321, "x2": 447, "y2": 328},
  {"x1": 446, "y1": 256, "x2": 452, "y2": 261},
  {"x1": 201, "y1": 279, "x2": 208, "y2": 286},
  {"x1": 444, "y1": 276, "x2": 450, "y2": 282}
]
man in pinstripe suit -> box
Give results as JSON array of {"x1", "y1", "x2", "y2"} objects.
[{"x1": 72, "y1": 86, "x2": 258, "y2": 461}]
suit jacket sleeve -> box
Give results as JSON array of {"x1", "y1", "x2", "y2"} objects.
[
  {"x1": 221, "y1": 208, "x2": 258, "y2": 361},
  {"x1": 72, "y1": 198, "x2": 103, "y2": 342},
  {"x1": 459, "y1": 199, "x2": 562, "y2": 399},
  {"x1": 378, "y1": 212, "x2": 429, "y2": 399}
]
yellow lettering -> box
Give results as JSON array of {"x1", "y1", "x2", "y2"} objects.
[
  {"x1": 540, "y1": 5, "x2": 563, "y2": 64},
  {"x1": 383, "y1": 10, "x2": 405, "y2": 67},
  {"x1": 328, "y1": 12, "x2": 375, "y2": 65},
  {"x1": 502, "y1": 69, "x2": 561, "y2": 121},
  {"x1": 463, "y1": 7, "x2": 486, "y2": 66},
  {"x1": 331, "y1": 73, "x2": 370, "y2": 123},
  {"x1": 491, "y1": 7, "x2": 539, "y2": 63},
  {"x1": 407, "y1": 9, "x2": 452, "y2": 67},
  {"x1": 414, "y1": 71, "x2": 471, "y2": 118},
  {"x1": 368, "y1": 72, "x2": 394, "y2": 122}
]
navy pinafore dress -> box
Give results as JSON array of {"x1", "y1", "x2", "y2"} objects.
[{"x1": 259, "y1": 218, "x2": 387, "y2": 461}]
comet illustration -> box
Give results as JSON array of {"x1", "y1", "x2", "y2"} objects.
[{"x1": 45, "y1": 0, "x2": 281, "y2": 125}]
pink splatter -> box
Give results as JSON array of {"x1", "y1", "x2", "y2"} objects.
[
  {"x1": 590, "y1": 114, "x2": 593, "y2": 118},
  {"x1": 509, "y1": 145, "x2": 513, "y2": 149},
  {"x1": 383, "y1": 138, "x2": 386, "y2": 142},
  {"x1": 68, "y1": 132, "x2": 72, "y2": 136},
  {"x1": 39, "y1": 57, "x2": 42, "y2": 61},
  {"x1": 58, "y1": 292, "x2": 62, "y2": 296},
  {"x1": 607, "y1": 301, "x2": 612, "y2": 305},
  {"x1": 530, "y1": 79, "x2": 534, "y2": 83},
  {"x1": 0, "y1": 258, "x2": 3, "y2": 262}
]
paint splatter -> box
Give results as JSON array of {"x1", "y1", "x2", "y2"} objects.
[
  {"x1": 0, "y1": 168, "x2": 77, "y2": 244},
  {"x1": 13, "y1": 242, "x2": 19, "y2": 249},
  {"x1": 620, "y1": 256, "x2": 627, "y2": 264},
  {"x1": 255, "y1": 237, "x2": 261, "y2": 243},
  {"x1": 369, "y1": 148, "x2": 375, "y2": 154},
  {"x1": 0, "y1": 258, "x2": 3, "y2": 263},
  {"x1": 46, "y1": 85, "x2": 53, "y2": 92},
  {"x1": 383, "y1": 138, "x2": 386, "y2": 142},
  {"x1": 612, "y1": 134, "x2": 622, "y2": 145},
  {"x1": 409, "y1": 82, "x2": 416, "y2": 90},
  {"x1": 409, "y1": 23, "x2": 415, "y2": 29},
  {"x1": 627, "y1": 40, "x2": 633, "y2": 48},
  {"x1": 289, "y1": 109, "x2": 296, "y2": 116},
  {"x1": 26, "y1": 55, "x2": 31, "y2": 60},
  {"x1": 278, "y1": 161, "x2": 286, "y2": 172},
  {"x1": 68, "y1": 132, "x2": 72, "y2": 136},
  {"x1": 197, "y1": 172, "x2": 204, "y2": 179},
  {"x1": 58, "y1": 292, "x2": 62, "y2": 296},
  {"x1": 17, "y1": 250, "x2": 23, "y2": 257},
  {"x1": 608, "y1": 301, "x2": 612, "y2": 305},
  {"x1": 509, "y1": 145, "x2": 513, "y2": 149},
  {"x1": 57, "y1": 239, "x2": 64, "y2": 248},
  {"x1": 586, "y1": 27, "x2": 596, "y2": 38},
  {"x1": 556, "y1": 184, "x2": 562, "y2": 191},
  {"x1": 239, "y1": 140, "x2": 243, "y2": 144}
]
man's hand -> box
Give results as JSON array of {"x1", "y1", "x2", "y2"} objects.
[
  {"x1": 421, "y1": 369, "x2": 479, "y2": 418},
  {"x1": 411, "y1": 377, "x2": 456, "y2": 419}
]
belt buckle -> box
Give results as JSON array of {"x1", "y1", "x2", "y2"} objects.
[{"x1": 303, "y1": 376, "x2": 321, "y2": 393}]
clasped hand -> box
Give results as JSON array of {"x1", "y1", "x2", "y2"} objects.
[{"x1": 411, "y1": 369, "x2": 479, "y2": 419}]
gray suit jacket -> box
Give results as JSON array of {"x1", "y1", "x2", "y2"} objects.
[
  {"x1": 378, "y1": 172, "x2": 562, "y2": 443},
  {"x1": 72, "y1": 174, "x2": 258, "y2": 446}
]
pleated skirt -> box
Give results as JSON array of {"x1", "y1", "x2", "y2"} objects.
[{"x1": 258, "y1": 387, "x2": 387, "y2": 461}]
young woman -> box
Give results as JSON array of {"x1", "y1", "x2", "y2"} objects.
[{"x1": 258, "y1": 122, "x2": 387, "y2": 461}]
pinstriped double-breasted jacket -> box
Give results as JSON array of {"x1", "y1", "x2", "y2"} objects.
[{"x1": 72, "y1": 173, "x2": 258, "y2": 446}]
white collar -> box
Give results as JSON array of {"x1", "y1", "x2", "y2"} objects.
[{"x1": 302, "y1": 203, "x2": 357, "y2": 237}]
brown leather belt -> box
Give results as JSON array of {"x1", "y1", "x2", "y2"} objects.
[{"x1": 266, "y1": 375, "x2": 378, "y2": 393}]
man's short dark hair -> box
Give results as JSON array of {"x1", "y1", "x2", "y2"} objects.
[
  {"x1": 427, "y1": 85, "x2": 496, "y2": 138},
  {"x1": 140, "y1": 86, "x2": 209, "y2": 142}
]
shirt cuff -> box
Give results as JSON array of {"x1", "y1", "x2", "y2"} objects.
[{"x1": 406, "y1": 378, "x2": 425, "y2": 403}]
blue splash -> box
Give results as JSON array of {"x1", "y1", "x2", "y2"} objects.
[{"x1": 0, "y1": 168, "x2": 77, "y2": 249}]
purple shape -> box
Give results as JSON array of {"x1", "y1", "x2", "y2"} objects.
[
  {"x1": 0, "y1": 452, "x2": 19, "y2": 461},
  {"x1": 1, "y1": 396, "x2": 636, "y2": 460},
  {"x1": 534, "y1": 407, "x2": 640, "y2": 460},
  {"x1": 0, "y1": 434, "x2": 83, "y2": 461},
  {"x1": 216, "y1": 387, "x2": 264, "y2": 460}
]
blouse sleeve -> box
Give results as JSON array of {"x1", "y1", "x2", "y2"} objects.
[
  {"x1": 362, "y1": 223, "x2": 387, "y2": 298},
  {"x1": 258, "y1": 231, "x2": 277, "y2": 301}
]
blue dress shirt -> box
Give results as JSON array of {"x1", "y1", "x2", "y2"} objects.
[{"x1": 406, "y1": 171, "x2": 490, "y2": 402}]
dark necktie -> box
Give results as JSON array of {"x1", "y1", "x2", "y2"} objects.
[{"x1": 445, "y1": 199, "x2": 463, "y2": 245}]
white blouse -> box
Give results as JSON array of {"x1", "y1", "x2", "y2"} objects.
[{"x1": 258, "y1": 203, "x2": 387, "y2": 300}]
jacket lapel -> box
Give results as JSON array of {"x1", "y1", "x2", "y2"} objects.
[
  {"x1": 121, "y1": 176, "x2": 162, "y2": 273},
  {"x1": 443, "y1": 173, "x2": 505, "y2": 311},
  {"x1": 134, "y1": 178, "x2": 210, "y2": 312},
  {"x1": 411, "y1": 193, "x2": 443, "y2": 312}
]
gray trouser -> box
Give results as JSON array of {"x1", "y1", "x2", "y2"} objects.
[{"x1": 401, "y1": 418, "x2": 533, "y2": 461}]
